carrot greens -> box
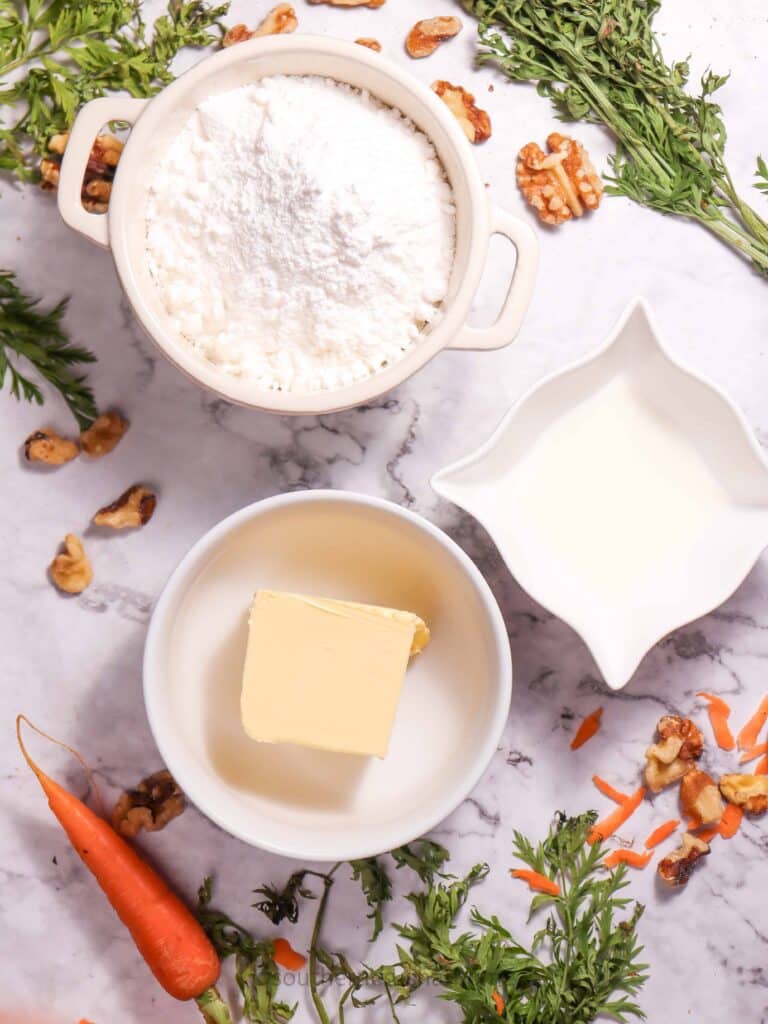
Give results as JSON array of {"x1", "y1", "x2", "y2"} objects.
[
  {"x1": 463, "y1": 0, "x2": 768, "y2": 276},
  {"x1": 199, "y1": 813, "x2": 648, "y2": 1024}
]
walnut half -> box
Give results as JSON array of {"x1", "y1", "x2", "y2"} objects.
[
  {"x1": 50, "y1": 534, "x2": 93, "y2": 594},
  {"x1": 80, "y1": 411, "x2": 129, "y2": 458},
  {"x1": 24, "y1": 429, "x2": 79, "y2": 466},
  {"x1": 657, "y1": 833, "x2": 710, "y2": 888},
  {"x1": 680, "y1": 769, "x2": 724, "y2": 827},
  {"x1": 112, "y1": 770, "x2": 185, "y2": 837},
  {"x1": 517, "y1": 133, "x2": 603, "y2": 226},
  {"x1": 719, "y1": 773, "x2": 768, "y2": 816},
  {"x1": 406, "y1": 17, "x2": 462, "y2": 59},
  {"x1": 644, "y1": 715, "x2": 703, "y2": 793},
  {"x1": 93, "y1": 485, "x2": 157, "y2": 529},
  {"x1": 222, "y1": 4, "x2": 298, "y2": 45},
  {"x1": 432, "y1": 81, "x2": 491, "y2": 144}
]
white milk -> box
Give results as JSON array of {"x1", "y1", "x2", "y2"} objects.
[{"x1": 504, "y1": 376, "x2": 730, "y2": 598}]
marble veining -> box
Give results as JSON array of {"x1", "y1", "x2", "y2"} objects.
[{"x1": 2, "y1": 0, "x2": 768, "y2": 1022}]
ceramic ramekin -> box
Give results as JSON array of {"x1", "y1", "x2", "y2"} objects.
[
  {"x1": 143, "y1": 491, "x2": 513, "y2": 861},
  {"x1": 58, "y1": 36, "x2": 538, "y2": 415}
]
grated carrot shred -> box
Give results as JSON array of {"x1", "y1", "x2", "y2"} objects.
[
  {"x1": 695, "y1": 825, "x2": 719, "y2": 843},
  {"x1": 511, "y1": 869, "x2": 561, "y2": 896},
  {"x1": 739, "y1": 742, "x2": 768, "y2": 765},
  {"x1": 273, "y1": 938, "x2": 307, "y2": 971},
  {"x1": 603, "y1": 848, "x2": 652, "y2": 870},
  {"x1": 587, "y1": 787, "x2": 646, "y2": 844},
  {"x1": 571, "y1": 707, "x2": 603, "y2": 750},
  {"x1": 697, "y1": 692, "x2": 735, "y2": 750},
  {"x1": 592, "y1": 774, "x2": 631, "y2": 804},
  {"x1": 719, "y1": 803, "x2": 743, "y2": 839},
  {"x1": 492, "y1": 990, "x2": 505, "y2": 1015},
  {"x1": 737, "y1": 693, "x2": 768, "y2": 751},
  {"x1": 644, "y1": 819, "x2": 680, "y2": 849},
  {"x1": 755, "y1": 756, "x2": 768, "y2": 776}
]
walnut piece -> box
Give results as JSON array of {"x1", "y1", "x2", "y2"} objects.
[
  {"x1": 93, "y1": 485, "x2": 156, "y2": 529},
  {"x1": 644, "y1": 715, "x2": 703, "y2": 792},
  {"x1": 680, "y1": 769, "x2": 724, "y2": 826},
  {"x1": 517, "y1": 132, "x2": 603, "y2": 226},
  {"x1": 356, "y1": 37, "x2": 382, "y2": 51},
  {"x1": 308, "y1": 0, "x2": 385, "y2": 6},
  {"x1": 79, "y1": 411, "x2": 129, "y2": 458},
  {"x1": 406, "y1": 17, "x2": 462, "y2": 58},
  {"x1": 40, "y1": 132, "x2": 123, "y2": 214},
  {"x1": 222, "y1": 4, "x2": 297, "y2": 45},
  {"x1": 432, "y1": 81, "x2": 491, "y2": 144},
  {"x1": 24, "y1": 429, "x2": 79, "y2": 466},
  {"x1": 719, "y1": 773, "x2": 768, "y2": 816},
  {"x1": 50, "y1": 534, "x2": 93, "y2": 594},
  {"x1": 112, "y1": 770, "x2": 185, "y2": 837},
  {"x1": 657, "y1": 833, "x2": 710, "y2": 888}
]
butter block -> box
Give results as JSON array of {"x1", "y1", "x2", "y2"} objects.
[{"x1": 240, "y1": 590, "x2": 429, "y2": 758}]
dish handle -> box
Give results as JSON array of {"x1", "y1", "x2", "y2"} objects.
[
  {"x1": 449, "y1": 206, "x2": 539, "y2": 351},
  {"x1": 58, "y1": 96, "x2": 148, "y2": 249}
]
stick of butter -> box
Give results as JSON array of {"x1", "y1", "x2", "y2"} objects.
[{"x1": 240, "y1": 590, "x2": 430, "y2": 758}]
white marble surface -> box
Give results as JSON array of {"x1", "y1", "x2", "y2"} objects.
[{"x1": 2, "y1": 1, "x2": 768, "y2": 1022}]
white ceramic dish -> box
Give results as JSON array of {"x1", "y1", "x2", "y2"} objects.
[
  {"x1": 143, "y1": 491, "x2": 512, "y2": 861},
  {"x1": 58, "y1": 36, "x2": 538, "y2": 415},
  {"x1": 432, "y1": 299, "x2": 768, "y2": 690}
]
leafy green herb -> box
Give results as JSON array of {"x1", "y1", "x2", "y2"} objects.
[
  {"x1": 349, "y1": 857, "x2": 392, "y2": 941},
  {"x1": 756, "y1": 157, "x2": 768, "y2": 197},
  {"x1": 201, "y1": 813, "x2": 648, "y2": 1024},
  {"x1": 197, "y1": 877, "x2": 296, "y2": 1024},
  {"x1": 0, "y1": 0, "x2": 229, "y2": 182},
  {"x1": 0, "y1": 269, "x2": 96, "y2": 428},
  {"x1": 464, "y1": 0, "x2": 768, "y2": 276},
  {"x1": 253, "y1": 869, "x2": 330, "y2": 926}
]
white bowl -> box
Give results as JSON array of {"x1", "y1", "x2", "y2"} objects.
[
  {"x1": 58, "y1": 36, "x2": 537, "y2": 415},
  {"x1": 432, "y1": 299, "x2": 768, "y2": 689},
  {"x1": 143, "y1": 491, "x2": 512, "y2": 861}
]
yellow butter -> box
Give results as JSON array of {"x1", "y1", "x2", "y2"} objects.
[{"x1": 240, "y1": 590, "x2": 430, "y2": 758}]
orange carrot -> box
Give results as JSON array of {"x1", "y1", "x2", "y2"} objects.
[
  {"x1": 644, "y1": 819, "x2": 680, "y2": 849},
  {"x1": 511, "y1": 869, "x2": 561, "y2": 896},
  {"x1": 696, "y1": 826, "x2": 719, "y2": 843},
  {"x1": 592, "y1": 775, "x2": 630, "y2": 804},
  {"x1": 17, "y1": 717, "x2": 220, "y2": 1002},
  {"x1": 587, "y1": 787, "x2": 646, "y2": 844},
  {"x1": 603, "y1": 849, "x2": 652, "y2": 870},
  {"x1": 570, "y1": 707, "x2": 603, "y2": 750},
  {"x1": 273, "y1": 938, "x2": 306, "y2": 971},
  {"x1": 492, "y1": 990, "x2": 505, "y2": 1015},
  {"x1": 719, "y1": 803, "x2": 743, "y2": 839},
  {"x1": 756, "y1": 756, "x2": 768, "y2": 776},
  {"x1": 697, "y1": 692, "x2": 735, "y2": 750},
  {"x1": 739, "y1": 742, "x2": 768, "y2": 764},
  {"x1": 737, "y1": 693, "x2": 768, "y2": 750}
]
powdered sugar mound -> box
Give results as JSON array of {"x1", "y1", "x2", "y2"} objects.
[{"x1": 145, "y1": 75, "x2": 456, "y2": 392}]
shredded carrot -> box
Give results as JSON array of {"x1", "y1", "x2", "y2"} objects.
[
  {"x1": 603, "y1": 849, "x2": 652, "y2": 870},
  {"x1": 737, "y1": 693, "x2": 768, "y2": 750},
  {"x1": 719, "y1": 803, "x2": 743, "y2": 839},
  {"x1": 16, "y1": 716, "x2": 220, "y2": 1002},
  {"x1": 755, "y1": 756, "x2": 768, "y2": 776},
  {"x1": 570, "y1": 707, "x2": 603, "y2": 750},
  {"x1": 511, "y1": 869, "x2": 561, "y2": 896},
  {"x1": 739, "y1": 742, "x2": 768, "y2": 764},
  {"x1": 592, "y1": 775, "x2": 630, "y2": 804},
  {"x1": 273, "y1": 938, "x2": 306, "y2": 971},
  {"x1": 644, "y1": 819, "x2": 680, "y2": 849},
  {"x1": 587, "y1": 787, "x2": 646, "y2": 844},
  {"x1": 697, "y1": 692, "x2": 735, "y2": 750},
  {"x1": 696, "y1": 825, "x2": 719, "y2": 843},
  {"x1": 492, "y1": 990, "x2": 505, "y2": 1015}
]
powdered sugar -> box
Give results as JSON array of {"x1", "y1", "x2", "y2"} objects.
[{"x1": 145, "y1": 75, "x2": 456, "y2": 392}]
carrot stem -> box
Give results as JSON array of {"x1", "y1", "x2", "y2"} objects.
[
  {"x1": 511, "y1": 869, "x2": 561, "y2": 896},
  {"x1": 644, "y1": 819, "x2": 680, "y2": 849},
  {"x1": 719, "y1": 803, "x2": 743, "y2": 839},
  {"x1": 196, "y1": 987, "x2": 234, "y2": 1024},
  {"x1": 570, "y1": 707, "x2": 603, "y2": 750},
  {"x1": 603, "y1": 848, "x2": 652, "y2": 869},
  {"x1": 587, "y1": 787, "x2": 646, "y2": 844},
  {"x1": 592, "y1": 775, "x2": 630, "y2": 804},
  {"x1": 737, "y1": 694, "x2": 768, "y2": 750}
]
